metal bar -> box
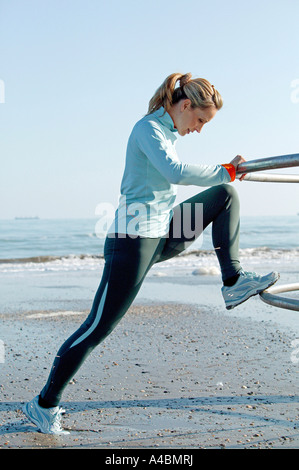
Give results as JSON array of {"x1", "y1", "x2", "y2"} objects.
[
  {"x1": 236, "y1": 153, "x2": 299, "y2": 175},
  {"x1": 236, "y1": 156, "x2": 299, "y2": 312},
  {"x1": 262, "y1": 283, "x2": 299, "y2": 295},
  {"x1": 259, "y1": 283, "x2": 299, "y2": 312},
  {"x1": 238, "y1": 173, "x2": 299, "y2": 183}
]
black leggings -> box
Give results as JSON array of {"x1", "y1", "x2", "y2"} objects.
[{"x1": 40, "y1": 184, "x2": 241, "y2": 406}]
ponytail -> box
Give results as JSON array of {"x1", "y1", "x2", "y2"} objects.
[{"x1": 147, "y1": 72, "x2": 223, "y2": 115}]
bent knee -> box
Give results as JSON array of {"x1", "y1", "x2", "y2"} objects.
[{"x1": 218, "y1": 183, "x2": 239, "y2": 202}]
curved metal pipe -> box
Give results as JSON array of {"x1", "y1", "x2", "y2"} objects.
[
  {"x1": 234, "y1": 153, "x2": 299, "y2": 312},
  {"x1": 238, "y1": 173, "x2": 299, "y2": 183},
  {"x1": 236, "y1": 153, "x2": 299, "y2": 175},
  {"x1": 259, "y1": 283, "x2": 299, "y2": 312}
]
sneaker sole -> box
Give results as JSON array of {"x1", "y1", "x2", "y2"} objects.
[{"x1": 225, "y1": 273, "x2": 280, "y2": 310}]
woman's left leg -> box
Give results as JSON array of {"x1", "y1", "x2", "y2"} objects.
[
  {"x1": 158, "y1": 184, "x2": 242, "y2": 281},
  {"x1": 38, "y1": 235, "x2": 165, "y2": 408}
]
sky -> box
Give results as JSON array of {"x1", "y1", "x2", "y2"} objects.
[{"x1": 0, "y1": 0, "x2": 299, "y2": 219}]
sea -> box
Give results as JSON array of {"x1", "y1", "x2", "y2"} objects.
[
  {"x1": 1, "y1": 215, "x2": 299, "y2": 271},
  {"x1": 0, "y1": 216, "x2": 299, "y2": 332}
]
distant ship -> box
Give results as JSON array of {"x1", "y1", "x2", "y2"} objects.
[{"x1": 15, "y1": 216, "x2": 40, "y2": 220}]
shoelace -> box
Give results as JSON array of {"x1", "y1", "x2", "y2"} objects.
[
  {"x1": 240, "y1": 270, "x2": 260, "y2": 279},
  {"x1": 50, "y1": 407, "x2": 66, "y2": 432}
]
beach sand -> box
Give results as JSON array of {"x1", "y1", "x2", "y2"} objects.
[{"x1": 0, "y1": 298, "x2": 298, "y2": 449}]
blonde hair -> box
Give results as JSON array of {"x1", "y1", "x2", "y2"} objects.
[{"x1": 147, "y1": 72, "x2": 223, "y2": 115}]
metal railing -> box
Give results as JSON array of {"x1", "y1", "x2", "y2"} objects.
[
  {"x1": 236, "y1": 153, "x2": 299, "y2": 183},
  {"x1": 236, "y1": 153, "x2": 299, "y2": 311},
  {"x1": 260, "y1": 283, "x2": 299, "y2": 312}
]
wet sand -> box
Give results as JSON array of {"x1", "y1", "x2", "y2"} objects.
[{"x1": 0, "y1": 301, "x2": 298, "y2": 449}]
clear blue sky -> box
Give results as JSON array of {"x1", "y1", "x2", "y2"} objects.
[{"x1": 1, "y1": 0, "x2": 299, "y2": 218}]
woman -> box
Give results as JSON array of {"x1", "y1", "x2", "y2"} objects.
[{"x1": 23, "y1": 73, "x2": 279, "y2": 434}]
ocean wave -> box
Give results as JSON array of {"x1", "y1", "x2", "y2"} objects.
[
  {"x1": 0, "y1": 247, "x2": 298, "y2": 274},
  {"x1": 175, "y1": 247, "x2": 299, "y2": 259},
  {"x1": 0, "y1": 254, "x2": 104, "y2": 273},
  {"x1": 0, "y1": 253, "x2": 104, "y2": 264},
  {"x1": 239, "y1": 247, "x2": 299, "y2": 259}
]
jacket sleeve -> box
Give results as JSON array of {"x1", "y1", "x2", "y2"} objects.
[{"x1": 135, "y1": 120, "x2": 233, "y2": 186}]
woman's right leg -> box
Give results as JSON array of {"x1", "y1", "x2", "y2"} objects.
[
  {"x1": 39, "y1": 235, "x2": 165, "y2": 408},
  {"x1": 157, "y1": 184, "x2": 278, "y2": 310}
]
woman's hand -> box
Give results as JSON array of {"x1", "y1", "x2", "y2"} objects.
[{"x1": 230, "y1": 155, "x2": 246, "y2": 181}]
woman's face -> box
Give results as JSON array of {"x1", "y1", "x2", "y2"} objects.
[{"x1": 170, "y1": 100, "x2": 217, "y2": 136}]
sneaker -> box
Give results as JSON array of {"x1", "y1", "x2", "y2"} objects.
[
  {"x1": 23, "y1": 396, "x2": 70, "y2": 435},
  {"x1": 222, "y1": 270, "x2": 280, "y2": 310}
]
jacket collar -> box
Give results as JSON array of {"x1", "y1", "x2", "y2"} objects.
[{"x1": 153, "y1": 107, "x2": 177, "y2": 133}]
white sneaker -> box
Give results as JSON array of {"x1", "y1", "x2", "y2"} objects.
[
  {"x1": 222, "y1": 270, "x2": 280, "y2": 310},
  {"x1": 23, "y1": 396, "x2": 70, "y2": 435}
]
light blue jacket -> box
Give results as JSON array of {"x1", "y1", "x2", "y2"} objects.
[{"x1": 108, "y1": 108, "x2": 231, "y2": 237}]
